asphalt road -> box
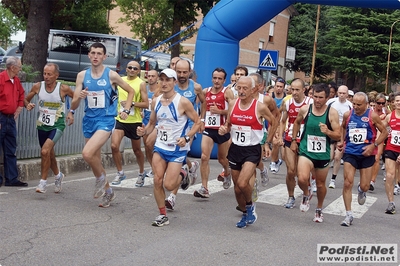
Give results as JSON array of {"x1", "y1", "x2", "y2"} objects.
[{"x1": 0, "y1": 157, "x2": 399, "y2": 266}]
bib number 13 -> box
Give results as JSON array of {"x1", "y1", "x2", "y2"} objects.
[{"x1": 307, "y1": 135, "x2": 326, "y2": 153}]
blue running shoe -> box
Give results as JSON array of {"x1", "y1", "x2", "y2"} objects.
[
  {"x1": 236, "y1": 213, "x2": 247, "y2": 228},
  {"x1": 246, "y1": 204, "x2": 257, "y2": 225}
]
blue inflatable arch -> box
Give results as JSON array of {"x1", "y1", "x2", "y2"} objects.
[
  {"x1": 190, "y1": 0, "x2": 400, "y2": 158},
  {"x1": 194, "y1": 0, "x2": 400, "y2": 87}
]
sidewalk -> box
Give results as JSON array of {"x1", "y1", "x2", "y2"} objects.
[{"x1": 1, "y1": 149, "x2": 139, "y2": 182}]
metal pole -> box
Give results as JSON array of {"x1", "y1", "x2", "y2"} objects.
[
  {"x1": 310, "y1": 5, "x2": 320, "y2": 85},
  {"x1": 385, "y1": 19, "x2": 400, "y2": 94}
]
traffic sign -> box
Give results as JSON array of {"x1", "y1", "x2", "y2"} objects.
[{"x1": 259, "y1": 50, "x2": 279, "y2": 71}]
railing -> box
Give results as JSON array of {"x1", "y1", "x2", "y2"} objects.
[{"x1": 15, "y1": 83, "x2": 131, "y2": 159}]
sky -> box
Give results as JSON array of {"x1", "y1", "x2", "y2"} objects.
[{"x1": 10, "y1": 31, "x2": 26, "y2": 42}]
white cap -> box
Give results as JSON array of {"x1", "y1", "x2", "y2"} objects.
[
  {"x1": 348, "y1": 90, "x2": 354, "y2": 96},
  {"x1": 160, "y1": 68, "x2": 177, "y2": 80}
]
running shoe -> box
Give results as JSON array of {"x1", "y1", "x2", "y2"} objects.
[
  {"x1": 246, "y1": 204, "x2": 257, "y2": 225},
  {"x1": 369, "y1": 180, "x2": 375, "y2": 191},
  {"x1": 111, "y1": 172, "x2": 126, "y2": 185},
  {"x1": 36, "y1": 181, "x2": 46, "y2": 194},
  {"x1": 152, "y1": 214, "x2": 169, "y2": 227},
  {"x1": 135, "y1": 171, "x2": 147, "y2": 187},
  {"x1": 385, "y1": 202, "x2": 396, "y2": 214},
  {"x1": 99, "y1": 191, "x2": 116, "y2": 208},
  {"x1": 236, "y1": 213, "x2": 247, "y2": 228},
  {"x1": 274, "y1": 159, "x2": 283, "y2": 173},
  {"x1": 381, "y1": 164, "x2": 386, "y2": 170},
  {"x1": 54, "y1": 172, "x2": 64, "y2": 193},
  {"x1": 284, "y1": 197, "x2": 295, "y2": 209},
  {"x1": 252, "y1": 179, "x2": 259, "y2": 202},
  {"x1": 94, "y1": 178, "x2": 107, "y2": 198},
  {"x1": 189, "y1": 161, "x2": 199, "y2": 185},
  {"x1": 165, "y1": 194, "x2": 176, "y2": 210},
  {"x1": 260, "y1": 167, "x2": 269, "y2": 187},
  {"x1": 328, "y1": 179, "x2": 336, "y2": 189},
  {"x1": 394, "y1": 184, "x2": 400, "y2": 195},
  {"x1": 300, "y1": 195, "x2": 310, "y2": 212},
  {"x1": 194, "y1": 186, "x2": 210, "y2": 198},
  {"x1": 217, "y1": 169, "x2": 225, "y2": 182},
  {"x1": 270, "y1": 159, "x2": 283, "y2": 173},
  {"x1": 383, "y1": 171, "x2": 386, "y2": 181},
  {"x1": 357, "y1": 185, "x2": 366, "y2": 205},
  {"x1": 222, "y1": 173, "x2": 232, "y2": 189},
  {"x1": 180, "y1": 165, "x2": 190, "y2": 190},
  {"x1": 313, "y1": 209, "x2": 324, "y2": 223},
  {"x1": 269, "y1": 161, "x2": 276, "y2": 173},
  {"x1": 340, "y1": 215, "x2": 353, "y2": 227},
  {"x1": 311, "y1": 179, "x2": 317, "y2": 192},
  {"x1": 145, "y1": 170, "x2": 154, "y2": 178}
]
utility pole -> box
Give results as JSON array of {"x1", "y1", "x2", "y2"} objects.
[{"x1": 310, "y1": 5, "x2": 320, "y2": 85}]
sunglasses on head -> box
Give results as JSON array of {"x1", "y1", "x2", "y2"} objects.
[
  {"x1": 127, "y1": 66, "x2": 139, "y2": 70},
  {"x1": 376, "y1": 101, "x2": 386, "y2": 105},
  {"x1": 276, "y1": 78, "x2": 285, "y2": 84}
]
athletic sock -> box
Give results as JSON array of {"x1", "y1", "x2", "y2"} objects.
[
  {"x1": 159, "y1": 207, "x2": 167, "y2": 216},
  {"x1": 331, "y1": 174, "x2": 337, "y2": 180}
]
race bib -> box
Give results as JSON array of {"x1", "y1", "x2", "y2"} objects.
[
  {"x1": 205, "y1": 111, "x2": 221, "y2": 127},
  {"x1": 87, "y1": 90, "x2": 105, "y2": 109},
  {"x1": 307, "y1": 135, "x2": 326, "y2": 153},
  {"x1": 391, "y1": 130, "x2": 400, "y2": 146},
  {"x1": 349, "y1": 128, "x2": 367, "y2": 144},
  {"x1": 232, "y1": 125, "x2": 251, "y2": 146},
  {"x1": 38, "y1": 107, "x2": 56, "y2": 126},
  {"x1": 157, "y1": 125, "x2": 173, "y2": 144}
]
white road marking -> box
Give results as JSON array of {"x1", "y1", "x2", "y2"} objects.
[
  {"x1": 257, "y1": 184, "x2": 303, "y2": 206},
  {"x1": 0, "y1": 192, "x2": 9, "y2": 195},
  {"x1": 18, "y1": 169, "x2": 152, "y2": 191},
  {"x1": 322, "y1": 194, "x2": 377, "y2": 219},
  {"x1": 179, "y1": 179, "x2": 229, "y2": 195}
]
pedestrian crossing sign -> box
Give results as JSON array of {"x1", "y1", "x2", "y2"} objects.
[{"x1": 259, "y1": 50, "x2": 279, "y2": 71}]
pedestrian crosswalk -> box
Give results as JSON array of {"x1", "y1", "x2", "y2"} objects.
[{"x1": 111, "y1": 174, "x2": 377, "y2": 219}]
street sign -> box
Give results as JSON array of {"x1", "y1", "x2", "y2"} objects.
[{"x1": 259, "y1": 50, "x2": 279, "y2": 71}]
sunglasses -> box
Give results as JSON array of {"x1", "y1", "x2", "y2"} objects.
[
  {"x1": 276, "y1": 78, "x2": 286, "y2": 84},
  {"x1": 127, "y1": 66, "x2": 139, "y2": 70},
  {"x1": 376, "y1": 102, "x2": 386, "y2": 105}
]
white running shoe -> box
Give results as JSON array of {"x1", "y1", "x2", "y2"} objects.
[
  {"x1": 189, "y1": 161, "x2": 199, "y2": 185},
  {"x1": 328, "y1": 179, "x2": 336, "y2": 189}
]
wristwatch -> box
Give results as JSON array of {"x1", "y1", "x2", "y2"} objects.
[
  {"x1": 122, "y1": 109, "x2": 130, "y2": 115},
  {"x1": 131, "y1": 102, "x2": 135, "y2": 107},
  {"x1": 266, "y1": 142, "x2": 273, "y2": 150},
  {"x1": 184, "y1": 135, "x2": 191, "y2": 143},
  {"x1": 374, "y1": 142, "x2": 379, "y2": 147}
]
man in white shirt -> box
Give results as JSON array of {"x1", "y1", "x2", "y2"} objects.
[{"x1": 327, "y1": 85, "x2": 353, "y2": 189}]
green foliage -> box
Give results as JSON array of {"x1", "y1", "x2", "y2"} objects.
[
  {"x1": 2, "y1": 0, "x2": 114, "y2": 34},
  {"x1": 0, "y1": 3, "x2": 25, "y2": 46},
  {"x1": 22, "y1": 64, "x2": 40, "y2": 82},
  {"x1": 116, "y1": 0, "x2": 216, "y2": 54},
  {"x1": 288, "y1": 5, "x2": 400, "y2": 89}
]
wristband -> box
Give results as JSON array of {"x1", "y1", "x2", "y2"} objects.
[
  {"x1": 200, "y1": 118, "x2": 205, "y2": 122},
  {"x1": 69, "y1": 109, "x2": 75, "y2": 114}
]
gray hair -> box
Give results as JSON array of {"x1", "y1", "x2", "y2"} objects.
[
  {"x1": 45, "y1": 63, "x2": 60, "y2": 74},
  {"x1": 6, "y1": 56, "x2": 21, "y2": 69},
  {"x1": 354, "y1": 92, "x2": 368, "y2": 103},
  {"x1": 249, "y1": 72, "x2": 263, "y2": 85},
  {"x1": 239, "y1": 76, "x2": 255, "y2": 88}
]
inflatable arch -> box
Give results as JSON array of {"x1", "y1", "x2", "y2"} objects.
[{"x1": 190, "y1": 0, "x2": 400, "y2": 158}]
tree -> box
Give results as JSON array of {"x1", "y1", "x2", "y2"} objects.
[
  {"x1": 2, "y1": 0, "x2": 114, "y2": 81},
  {"x1": 287, "y1": 4, "x2": 333, "y2": 79},
  {"x1": 323, "y1": 7, "x2": 400, "y2": 90},
  {"x1": 0, "y1": 4, "x2": 25, "y2": 48},
  {"x1": 117, "y1": 0, "x2": 216, "y2": 57}
]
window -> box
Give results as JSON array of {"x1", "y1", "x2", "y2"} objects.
[
  {"x1": 50, "y1": 34, "x2": 117, "y2": 58},
  {"x1": 122, "y1": 42, "x2": 139, "y2": 60},
  {"x1": 258, "y1": 40, "x2": 264, "y2": 52},
  {"x1": 269, "y1": 22, "x2": 275, "y2": 43}
]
